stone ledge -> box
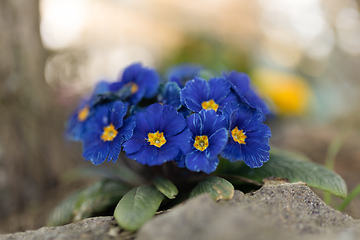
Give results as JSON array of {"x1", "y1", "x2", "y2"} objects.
[
  {"x1": 1, "y1": 182, "x2": 359, "y2": 240},
  {"x1": 138, "y1": 181, "x2": 360, "y2": 240}
]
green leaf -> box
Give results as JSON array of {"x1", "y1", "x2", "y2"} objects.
[
  {"x1": 46, "y1": 189, "x2": 82, "y2": 226},
  {"x1": 153, "y1": 176, "x2": 178, "y2": 199},
  {"x1": 114, "y1": 185, "x2": 165, "y2": 231},
  {"x1": 190, "y1": 176, "x2": 235, "y2": 201},
  {"x1": 73, "y1": 179, "x2": 131, "y2": 221},
  {"x1": 222, "y1": 147, "x2": 348, "y2": 198},
  {"x1": 47, "y1": 179, "x2": 130, "y2": 226}
]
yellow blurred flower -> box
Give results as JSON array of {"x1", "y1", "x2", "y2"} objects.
[{"x1": 251, "y1": 69, "x2": 312, "y2": 116}]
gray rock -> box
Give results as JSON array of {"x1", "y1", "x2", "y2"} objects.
[
  {"x1": 1, "y1": 181, "x2": 360, "y2": 240},
  {"x1": 137, "y1": 181, "x2": 360, "y2": 240},
  {"x1": 0, "y1": 217, "x2": 135, "y2": 240}
]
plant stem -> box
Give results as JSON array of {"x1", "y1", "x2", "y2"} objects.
[
  {"x1": 337, "y1": 183, "x2": 360, "y2": 211},
  {"x1": 323, "y1": 135, "x2": 344, "y2": 205},
  {"x1": 217, "y1": 174, "x2": 263, "y2": 186}
]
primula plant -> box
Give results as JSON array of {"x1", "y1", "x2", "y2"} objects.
[{"x1": 48, "y1": 63, "x2": 348, "y2": 231}]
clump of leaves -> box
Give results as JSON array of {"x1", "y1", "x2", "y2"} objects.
[{"x1": 48, "y1": 148, "x2": 347, "y2": 231}]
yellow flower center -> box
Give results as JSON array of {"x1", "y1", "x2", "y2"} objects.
[
  {"x1": 231, "y1": 127, "x2": 247, "y2": 145},
  {"x1": 101, "y1": 124, "x2": 118, "y2": 142},
  {"x1": 147, "y1": 131, "x2": 166, "y2": 148},
  {"x1": 193, "y1": 135, "x2": 209, "y2": 151},
  {"x1": 77, "y1": 105, "x2": 90, "y2": 122},
  {"x1": 126, "y1": 82, "x2": 139, "y2": 94},
  {"x1": 201, "y1": 99, "x2": 219, "y2": 112}
]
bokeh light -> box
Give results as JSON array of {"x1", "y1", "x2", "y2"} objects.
[{"x1": 39, "y1": 0, "x2": 360, "y2": 120}]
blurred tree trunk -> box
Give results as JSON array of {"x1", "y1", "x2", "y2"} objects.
[{"x1": 0, "y1": 0, "x2": 76, "y2": 222}]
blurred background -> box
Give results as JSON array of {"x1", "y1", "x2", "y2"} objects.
[{"x1": 1, "y1": 0, "x2": 360, "y2": 233}]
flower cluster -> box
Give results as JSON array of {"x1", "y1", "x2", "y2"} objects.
[{"x1": 66, "y1": 63, "x2": 271, "y2": 173}]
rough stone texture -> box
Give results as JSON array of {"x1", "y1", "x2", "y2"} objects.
[
  {"x1": 0, "y1": 217, "x2": 135, "y2": 240},
  {"x1": 1, "y1": 181, "x2": 360, "y2": 240},
  {"x1": 225, "y1": 180, "x2": 354, "y2": 234},
  {"x1": 137, "y1": 181, "x2": 360, "y2": 240}
]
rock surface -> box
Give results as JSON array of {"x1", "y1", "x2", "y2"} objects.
[
  {"x1": 138, "y1": 181, "x2": 360, "y2": 240},
  {"x1": 0, "y1": 217, "x2": 130, "y2": 240},
  {"x1": 1, "y1": 181, "x2": 360, "y2": 240}
]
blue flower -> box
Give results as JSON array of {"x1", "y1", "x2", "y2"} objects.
[
  {"x1": 224, "y1": 71, "x2": 271, "y2": 116},
  {"x1": 181, "y1": 109, "x2": 228, "y2": 174},
  {"x1": 65, "y1": 98, "x2": 93, "y2": 141},
  {"x1": 220, "y1": 102, "x2": 271, "y2": 168},
  {"x1": 122, "y1": 103, "x2": 192, "y2": 166},
  {"x1": 180, "y1": 77, "x2": 238, "y2": 113},
  {"x1": 90, "y1": 80, "x2": 118, "y2": 105},
  {"x1": 159, "y1": 82, "x2": 182, "y2": 110},
  {"x1": 82, "y1": 101, "x2": 136, "y2": 165},
  {"x1": 110, "y1": 63, "x2": 159, "y2": 105},
  {"x1": 167, "y1": 64, "x2": 203, "y2": 88},
  {"x1": 158, "y1": 81, "x2": 192, "y2": 118},
  {"x1": 65, "y1": 81, "x2": 116, "y2": 142}
]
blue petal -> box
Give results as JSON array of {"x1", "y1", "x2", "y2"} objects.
[
  {"x1": 93, "y1": 80, "x2": 111, "y2": 95},
  {"x1": 206, "y1": 128, "x2": 228, "y2": 158},
  {"x1": 82, "y1": 115, "x2": 107, "y2": 146},
  {"x1": 174, "y1": 154, "x2": 186, "y2": 168},
  {"x1": 183, "y1": 98, "x2": 202, "y2": 112},
  {"x1": 225, "y1": 71, "x2": 250, "y2": 96},
  {"x1": 133, "y1": 111, "x2": 152, "y2": 138},
  {"x1": 225, "y1": 71, "x2": 270, "y2": 116},
  {"x1": 248, "y1": 105, "x2": 267, "y2": 123},
  {"x1": 145, "y1": 104, "x2": 164, "y2": 132},
  {"x1": 241, "y1": 139, "x2": 270, "y2": 168},
  {"x1": 221, "y1": 141, "x2": 242, "y2": 162},
  {"x1": 109, "y1": 81, "x2": 124, "y2": 92},
  {"x1": 221, "y1": 101, "x2": 241, "y2": 120},
  {"x1": 82, "y1": 126, "x2": 102, "y2": 144},
  {"x1": 153, "y1": 144, "x2": 181, "y2": 165},
  {"x1": 178, "y1": 106, "x2": 192, "y2": 119},
  {"x1": 180, "y1": 78, "x2": 209, "y2": 108},
  {"x1": 122, "y1": 138, "x2": 146, "y2": 155},
  {"x1": 110, "y1": 101, "x2": 128, "y2": 129},
  {"x1": 87, "y1": 81, "x2": 116, "y2": 106},
  {"x1": 109, "y1": 63, "x2": 142, "y2": 93},
  {"x1": 129, "y1": 87, "x2": 146, "y2": 105},
  {"x1": 244, "y1": 88, "x2": 271, "y2": 116},
  {"x1": 185, "y1": 151, "x2": 219, "y2": 174},
  {"x1": 92, "y1": 103, "x2": 112, "y2": 126},
  {"x1": 246, "y1": 123, "x2": 271, "y2": 140},
  {"x1": 127, "y1": 144, "x2": 159, "y2": 165},
  {"x1": 167, "y1": 63, "x2": 203, "y2": 88},
  {"x1": 82, "y1": 141, "x2": 109, "y2": 165},
  {"x1": 107, "y1": 138, "x2": 122, "y2": 163},
  {"x1": 200, "y1": 109, "x2": 228, "y2": 136},
  {"x1": 114, "y1": 63, "x2": 159, "y2": 105},
  {"x1": 186, "y1": 112, "x2": 202, "y2": 136},
  {"x1": 208, "y1": 77, "x2": 231, "y2": 103},
  {"x1": 166, "y1": 128, "x2": 193, "y2": 155},
  {"x1": 65, "y1": 115, "x2": 87, "y2": 142},
  {"x1": 232, "y1": 108, "x2": 253, "y2": 131},
  {"x1": 162, "y1": 82, "x2": 182, "y2": 109},
  {"x1": 65, "y1": 99, "x2": 92, "y2": 141},
  {"x1": 118, "y1": 116, "x2": 136, "y2": 143},
  {"x1": 121, "y1": 63, "x2": 143, "y2": 84},
  {"x1": 125, "y1": 126, "x2": 192, "y2": 166},
  {"x1": 162, "y1": 105, "x2": 187, "y2": 137},
  {"x1": 217, "y1": 93, "x2": 239, "y2": 112},
  {"x1": 138, "y1": 68, "x2": 159, "y2": 98},
  {"x1": 229, "y1": 104, "x2": 265, "y2": 131}
]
